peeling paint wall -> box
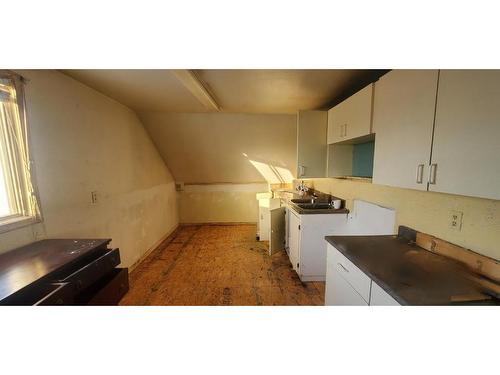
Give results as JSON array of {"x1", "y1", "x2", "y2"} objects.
[
  {"x1": 305, "y1": 178, "x2": 500, "y2": 260},
  {"x1": 0, "y1": 70, "x2": 179, "y2": 267},
  {"x1": 179, "y1": 183, "x2": 268, "y2": 223}
]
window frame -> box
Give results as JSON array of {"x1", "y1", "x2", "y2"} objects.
[{"x1": 0, "y1": 71, "x2": 41, "y2": 233}]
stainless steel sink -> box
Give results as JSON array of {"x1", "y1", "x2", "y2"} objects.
[
  {"x1": 295, "y1": 203, "x2": 332, "y2": 210},
  {"x1": 291, "y1": 198, "x2": 312, "y2": 204}
]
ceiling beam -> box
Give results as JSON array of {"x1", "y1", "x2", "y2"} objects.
[{"x1": 172, "y1": 70, "x2": 221, "y2": 111}]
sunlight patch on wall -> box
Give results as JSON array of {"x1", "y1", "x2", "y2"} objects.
[{"x1": 247, "y1": 157, "x2": 294, "y2": 184}]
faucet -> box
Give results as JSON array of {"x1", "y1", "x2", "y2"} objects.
[
  {"x1": 310, "y1": 193, "x2": 318, "y2": 204},
  {"x1": 296, "y1": 180, "x2": 309, "y2": 195}
]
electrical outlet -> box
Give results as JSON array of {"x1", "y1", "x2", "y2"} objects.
[
  {"x1": 90, "y1": 191, "x2": 98, "y2": 205},
  {"x1": 449, "y1": 210, "x2": 463, "y2": 231}
]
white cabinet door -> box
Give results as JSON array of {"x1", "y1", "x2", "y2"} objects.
[
  {"x1": 328, "y1": 84, "x2": 373, "y2": 144},
  {"x1": 270, "y1": 207, "x2": 286, "y2": 255},
  {"x1": 284, "y1": 207, "x2": 290, "y2": 255},
  {"x1": 297, "y1": 110, "x2": 327, "y2": 178},
  {"x1": 325, "y1": 262, "x2": 368, "y2": 306},
  {"x1": 370, "y1": 281, "x2": 400, "y2": 306},
  {"x1": 372, "y1": 70, "x2": 438, "y2": 190},
  {"x1": 288, "y1": 211, "x2": 301, "y2": 271},
  {"x1": 429, "y1": 70, "x2": 500, "y2": 200}
]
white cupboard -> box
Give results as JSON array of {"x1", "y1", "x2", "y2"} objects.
[
  {"x1": 297, "y1": 110, "x2": 327, "y2": 178},
  {"x1": 325, "y1": 260, "x2": 368, "y2": 306},
  {"x1": 429, "y1": 70, "x2": 500, "y2": 200},
  {"x1": 287, "y1": 210, "x2": 348, "y2": 281},
  {"x1": 372, "y1": 70, "x2": 438, "y2": 190},
  {"x1": 325, "y1": 243, "x2": 401, "y2": 306},
  {"x1": 288, "y1": 210, "x2": 301, "y2": 272},
  {"x1": 327, "y1": 83, "x2": 374, "y2": 144},
  {"x1": 370, "y1": 281, "x2": 400, "y2": 306}
]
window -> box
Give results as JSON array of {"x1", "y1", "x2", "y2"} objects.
[{"x1": 0, "y1": 71, "x2": 40, "y2": 233}]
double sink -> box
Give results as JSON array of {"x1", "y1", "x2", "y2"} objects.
[{"x1": 291, "y1": 198, "x2": 333, "y2": 210}]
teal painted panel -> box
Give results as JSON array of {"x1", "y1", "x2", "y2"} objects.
[{"x1": 352, "y1": 141, "x2": 374, "y2": 177}]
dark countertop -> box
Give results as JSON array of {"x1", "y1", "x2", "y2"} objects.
[
  {"x1": 0, "y1": 239, "x2": 111, "y2": 302},
  {"x1": 324, "y1": 235, "x2": 496, "y2": 305}
]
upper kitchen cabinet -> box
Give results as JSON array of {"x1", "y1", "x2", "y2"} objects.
[
  {"x1": 297, "y1": 110, "x2": 327, "y2": 178},
  {"x1": 372, "y1": 70, "x2": 438, "y2": 190},
  {"x1": 327, "y1": 83, "x2": 374, "y2": 144},
  {"x1": 429, "y1": 70, "x2": 500, "y2": 200}
]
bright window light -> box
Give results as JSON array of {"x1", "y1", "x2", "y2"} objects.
[{"x1": 0, "y1": 72, "x2": 40, "y2": 232}]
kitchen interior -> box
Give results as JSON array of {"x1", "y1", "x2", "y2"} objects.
[
  {"x1": 2, "y1": 3, "x2": 500, "y2": 375},
  {"x1": 1, "y1": 68, "x2": 499, "y2": 307}
]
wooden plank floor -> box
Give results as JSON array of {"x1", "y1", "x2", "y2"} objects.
[{"x1": 120, "y1": 224, "x2": 325, "y2": 306}]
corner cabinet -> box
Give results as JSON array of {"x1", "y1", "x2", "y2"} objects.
[
  {"x1": 372, "y1": 70, "x2": 438, "y2": 190},
  {"x1": 429, "y1": 70, "x2": 500, "y2": 200},
  {"x1": 327, "y1": 83, "x2": 374, "y2": 144},
  {"x1": 297, "y1": 110, "x2": 327, "y2": 178}
]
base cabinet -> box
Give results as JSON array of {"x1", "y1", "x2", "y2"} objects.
[
  {"x1": 325, "y1": 259, "x2": 368, "y2": 306},
  {"x1": 286, "y1": 210, "x2": 348, "y2": 281},
  {"x1": 325, "y1": 244, "x2": 401, "y2": 306},
  {"x1": 370, "y1": 281, "x2": 400, "y2": 306}
]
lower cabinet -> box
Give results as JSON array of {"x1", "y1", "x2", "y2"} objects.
[
  {"x1": 325, "y1": 244, "x2": 401, "y2": 306},
  {"x1": 286, "y1": 210, "x2": 348, "y2": 281},
  {"x1": 370, "y1": 281, "x2": 400, "y2": 306},
  {"x1": 325, "y1": 260, "x2": 368, "y2": 306}
]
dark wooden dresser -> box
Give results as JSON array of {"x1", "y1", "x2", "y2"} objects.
[{"x1": 0, "y1": 239, "x2": 129, "y2": 305}]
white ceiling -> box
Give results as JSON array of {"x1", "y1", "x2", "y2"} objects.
[{"x1": 62, "y1": 69, "x2": 386, "y2": 114}]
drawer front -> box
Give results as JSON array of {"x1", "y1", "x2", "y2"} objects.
[
  {"x1": 60, "y1": 248, "x2": 121, "y2": 292},
  {"x1": 34, "y1": 283, "x2": 74, "y2": 306},
  {"x1": 84, "y1": 268, "x2": 129, "y2": 305},
  {"x1": 327, "y1": 244, "x2": 372, "y2": 303},
  {"x1": 370, "y1": 281, "x2": 401, "y2": 306},
  {"x1": 326, "y1": 262, "x2": 368, "y2": 306}
]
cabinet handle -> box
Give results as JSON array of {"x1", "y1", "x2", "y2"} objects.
[
  {"x1": 416, "y1": 164, "x2": 424, "y2": 184},
  {"x1": 429, "y1": 163, "x2": 437, "y2": 185},
  {"x1": 344, "y1": 124, "x2": 347, "y2": 137},
  {"x1": 298, "y1": 165, "x2": 305, "y2": 177},
  {"x1": 337, "y1": 262, "x2": 349, "y2": 273}
]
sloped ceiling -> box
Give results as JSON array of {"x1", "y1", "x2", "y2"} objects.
[
  {"x1": 63, "y1": 69, "x2": 387, "y2": 114},
  {"x1": 63, "y1": 69, "x2": 387, "y2": 183}
]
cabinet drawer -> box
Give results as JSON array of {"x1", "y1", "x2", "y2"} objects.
[
  {"x1": 325, "y1": 264, "x2": 368, "y2": 306},
  {"x1": 77, "y1": 268, "x2": 129, "y2": 305},
  {"x1": 34, "y1": 283, "x2": 74, "y2": 306},
  {"x1": 370, "y1": 281, "x2": 400, "y2": 306},
  {"x1": 327, "y1": 244, "x2": 371, "y2": 303},
  {"x1": 57, "y1": 248, "x2": 121, "y2": 293}
]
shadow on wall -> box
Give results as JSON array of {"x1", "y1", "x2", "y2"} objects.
[{"x1": 243, "y1": 153, "x2": 294, "y2": 184}]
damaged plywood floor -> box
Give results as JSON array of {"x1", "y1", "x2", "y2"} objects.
[{"x1": 120, "y1": 224, "x2": 325, "y2": 306}]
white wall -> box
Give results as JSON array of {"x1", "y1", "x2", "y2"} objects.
[
  {"x1": 139, "y1": 112, "x2": 296, "y2": 223},
  {"x1": 0, "y1": 70, "x2": 179, "y2": 267},
  {"x1": 139, "y1": 112, "x2": 297, "y2": 183}
]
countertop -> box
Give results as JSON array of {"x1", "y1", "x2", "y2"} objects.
[
  {"x1": 0, "y1": 239, "x2": 111, "y2": 302},
  {"x1": 324, "y1": 234, "x2": 497, "y2": 305}
]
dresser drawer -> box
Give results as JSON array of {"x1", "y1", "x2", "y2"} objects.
[
  {"x1": 34, "y1": 283, "x2": 74, "y2": 306},
  {"x1": 77, "y1": 268, "x2": 129, "y2": 305},
  {"x1": 327, "y1": 244, "x2": 372, "y2": 303},
  {"x1": 56, "y1": 248, "x2": 121, "y2": 292}
]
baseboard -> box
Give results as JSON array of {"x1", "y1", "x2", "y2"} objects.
[
  {"x1": 299, "y1": 275, "x2": 326, "y2": 282},
  {"x1": 180, "y1": 222, "x2": 257, "y2": 226},
  {"x1": 128, "y1": 224, "x2": 179, "y2": 272}
]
